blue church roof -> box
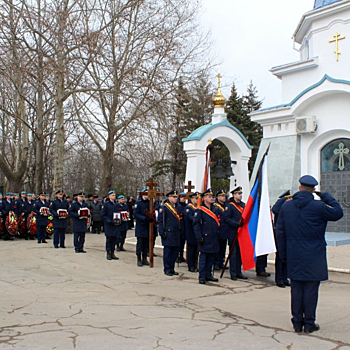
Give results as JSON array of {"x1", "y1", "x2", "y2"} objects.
[
  {"x1": 314, "y1": 0, "x2": 343, "y2": 9},
  {"x1": 182, "y1": 117, "x2": 253, "y2": 149}
]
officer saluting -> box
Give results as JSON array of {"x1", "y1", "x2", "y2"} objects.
[
  {"x1": 272, "y1": 190, "x2": 292, "y2": 288},
  {"x1": 276, "y1": 175, "x2": 343, "y2": 333},
  {"x1": 193, "y1": 188, "x2": 220, "y2": 284},
  {"x1": 158, "y1": 190, "x2": 182, "y2": 276},
  {"x1": 224, "y1": 186, "x2": 247, "y2": 280},
  {"x1": 184, "y1": 191, "x2": 200, "y2": 272}
]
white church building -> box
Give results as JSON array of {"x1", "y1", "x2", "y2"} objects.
[{"x1": 251, "y1": 0, "x2": 350, "y2": 233}]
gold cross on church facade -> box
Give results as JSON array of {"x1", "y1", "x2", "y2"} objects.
[{"x1": 329, "y1": 33, "x2": 346, "y2": 61}]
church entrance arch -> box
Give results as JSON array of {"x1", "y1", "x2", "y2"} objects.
[{"x1": 320, "y1": 138, "x2": 350, "y2": 233}]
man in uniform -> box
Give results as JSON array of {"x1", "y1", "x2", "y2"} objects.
[
  {"x1": 184, "y1": 191, "x2": 200, "y2": 272},
  {"x1": 1, "y1": 192, "x2": 16, "y2": 240},
  {"x1": 176, "y1": 192, "x2": 187, "y2": 264},
  {"x1": 16, "y1": 191, "x2": 29, "y2": 240},
  {"x1": 224, "y1": 186, "x2": 247, "y2": 281},
  {"x1": 101, "y1": 190, "x2": 120, "y2": 260},
  {"x1": 272, "y1": 190, "x2": 292, "y2": 288},
  {"x1": 158, "y1": 190, "x2": 182, "y2": 276},
  {"x1": 134, "y1": 189, "x2": 152, "y2": 267},
  {"x1": 116, "y1": 195, "x2": 129, "y2": 252},
  {"x1": 69, "y1": 191, "x2": 89, "y2": 253},
  {"x1": 33, "y1": 192, "x2": 50, "y2": 244},
  {"x1": 193, "y1": 188, "x2": 220, "y2": 284},
  {"x1": 276, "y1": 175, "x2": 343, "y2": 333},
  {"x1": 90, "y1": 195, "x2": 102, "y2": 234},
  {"x1": 213, "y1": 189, "x2": 229, "y2": 271},
  {"x1": 49, "y1": 189, "x2": 69, "y2": 249}
]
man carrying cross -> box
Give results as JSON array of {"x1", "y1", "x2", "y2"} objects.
[{"x1": 158, "y1": 190, "x2": 182, "y2": 276}]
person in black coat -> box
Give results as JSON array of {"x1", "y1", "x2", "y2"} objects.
[
  {"x1": 134, "y1": 189, "x2": 152, "y2": 267},
  {"x1": 276, "y1": 175, "x2": 343, "y2": 334},
  {"x1": 16, "y1": 191, "x2": 29, "y2": 240},
  {"x1": 1, "y1": 193, "x2": 16, "y2": 240},
  {"x1": 33, "y1": 192, "x2": 50, "y2": 244},
  {"x1": 193, "y1": 188, "x2": 220, "y2": 284},
  {"x1": 49, "y1": 189, "x2": 69, "y2": 249},
  {"x1": 90, "y1": 195, "x2": 102, "y2": 234},
  {"x1": 223, "y1": 186, "x2": 247, "y2": 280},
  {"x1": 69, "y1": 191, "x2": 89, "y2": 253},
  {"x1": 158, "y1": 190, "x2": 182, "y2": 276},
  {"x1": 116, "y1": 195, "x2": 129, "y2": 252},
  {"x1": 213, "y1": 189, "x2": 228, "y2": 270},
  {"x1": 127, "y1": 196, "x2": 135, "y2": 229},
  {"x1": 272, "y1": 190, "x2": 292, "y2": 287},
  {"x1": 184, "y1": 191, "x2": 200, "y2": 272},
  {"x1": 176, "y1": 193, "x2": 187, "y2": 263},
  {"x1": 101, "y1": 191, "x2": 120, "y2": 261}
]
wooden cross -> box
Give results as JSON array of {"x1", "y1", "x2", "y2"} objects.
[
  {"x1": 144, "y1": 177, "x2": 163, "y2": 268},
  {"x1": 184, "y1": 180, "x2": 195, "y2": 199},
  {"x1": 329, "y1": 33, "x2": 346, "y2": 61}
]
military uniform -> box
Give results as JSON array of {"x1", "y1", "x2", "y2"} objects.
[
  {"x1": 134, "y1": 190, "x2": 152, "y2": 266},
  {"x1": 69, "y1": 192, "x2": 89, "y2": 253},
  {"x1": 158, "y1": 190, "x2": 182, "y2": 276},
  {"x1": 33, "y1": 193, "x2": 50, "y2": 243},
  {"x1": 101, "y1": 191, "x2": 120, "y2": 260},
  {"x1": 193, "y1": 188, "x2": 220, "y2": 284},
  {"x1": 176, "y1": 193, "x2": 187, "y2": 263},
  {"x1": 271, "y1": 190, "x2": 291, "y2": 287},
  {"x1": 276, "y1": 175, "x2": 343, "y2": 333},
  {"x1": 49, "y1": 190, "x2": 70, "y2": 248},
  {"x1": 1, "y1": 194, "x2": 16, "y2": 240},
  {"x1": 212, "y1": 190, "x2": 229, "y2": 270},
  {"x1": 184, "y1": 192, "x2": 200, "y2": 272},
  {"x1": 223, "y1": 187, "x2": 247, "y2": 280},
  {"x1": 16, "y1": 192, "x2": 29, "y2": 239},
  {"x1": 116, "y1": 195, "x2": 129, "y2": 251}
]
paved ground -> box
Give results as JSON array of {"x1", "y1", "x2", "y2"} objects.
[{"x1": 0, "y1": 232, "x2": 350, "y2": 349}]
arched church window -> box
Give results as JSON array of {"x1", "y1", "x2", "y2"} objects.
[{"x1": 321, "y1": 138, "x2": 350, "y2": 172}]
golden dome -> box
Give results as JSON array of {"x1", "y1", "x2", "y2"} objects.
[{"x1": 212, "y1": 73, "x2": 226, "y2": 108}]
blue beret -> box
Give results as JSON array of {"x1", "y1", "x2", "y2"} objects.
[
  {"x1": 6, "y1": 192, "x2": 11, "y2": 196},
  {"x1": 118, "y1": 195, "x2": 125, "y2": 199},
  {"x1": 141, "y1": 188, "x2": 147, "y2": 193},
  {"x1": 21, "y1": 191, "x2": 26, "y2": 195},
  {"x1": 201, "y1": 188, "x2": 213, "y2": 197},
  {"x1": 108, "y1": 190, "x2": 115, "y2": 195},
  {"x1": 166, "y1": 190, "x2": 178, "y2": 197},
  {"x1": 299, "y1": 175, "x2": 318, "y2": 188}
]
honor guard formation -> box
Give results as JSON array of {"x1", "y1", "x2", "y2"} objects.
[{"x1": 0, "y1": 174, "x2": 343, "y2": 334}]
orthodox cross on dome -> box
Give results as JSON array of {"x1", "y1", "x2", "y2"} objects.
[
  {"x1": 334, "y1": 142, "x2": 349, "y2": 171},
  {"x1": 217, "y1": 73, "x2": 222, "y2": 90},
  {"x1": 329, "y1": 33, "x2": 346, "y2": 61}
]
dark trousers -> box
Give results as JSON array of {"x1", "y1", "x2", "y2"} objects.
[
  {"x1": 117, "y1": 230, "x2": 127, "y2": 247},
  {"x1": 215, "y1": 239, "x2": 227, "y2": 268},
  {"x1": 256, "y1": 254, "x2": 268, "y2": 274},
  {"x1": 106, "y1": 236, "x2": 117, "y2": 252},
  {"x1": 198, "y1": 252, "x2": 215, "y2": 280},
  {"x1": 229, "y1": 239, "x2": 242, "y2": 277},
  {"x1": 163, "y1": 246, "x2": 179, "y2": 273},
  {"x1": 275, "y1": 251, "x2": 288, "y2": 284},
  {"x1": 178, "y1": 238, "x2": 186, "y2": 258},
  {"x1": 92, "y1": 221, "x2": 102, "y2": 234},
  {"x1": 291, "y1": 280, "x2": 320, "y2": 330},
  {"x1": 74, "y1": 231, "x2": 86, "y2": 251},
  {"x1": 136, "y1": 237, "x2": 149, "y2": 256},
  {"x1": 53, "y1": 228, "x2": 66, "y2": 248},
  {"x1": 187, "y1": 243, "x2": 198, "y2": 270},
  {"x1": 37, "y1": 225, "x2": 46, "y2": 243}
]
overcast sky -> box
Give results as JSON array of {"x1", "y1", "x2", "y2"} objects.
[{"x1": 200, "y1": 0, "x2": 315, "y2": 107}]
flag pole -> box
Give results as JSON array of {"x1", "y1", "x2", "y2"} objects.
[{"x1": 220, "y1": 232, "x2": 238, "y2": 278}]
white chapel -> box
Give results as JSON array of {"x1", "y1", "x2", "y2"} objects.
[{"x1": 251, "y1": 0, "x2": 350, "y2": 233}]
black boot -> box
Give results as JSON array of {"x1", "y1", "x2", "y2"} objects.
[
  {"x1": 120, "y1": 244, "x2": 126, "y2": 252},
  {"x1": 107, "y1": 251, "x2": 112, "y2": 260},
  {"x1": 137, "y1": 254, "x2": 143, "y2": 267},
  {"x1": 116, "y1": 243, "x2": 121, "y2": 252},
  {"x1": 111, "y1": 251, "x2": 119, "y2": 260},
  {"x1": 142, "y1": 254, "x2": 149, "y2": 266}
]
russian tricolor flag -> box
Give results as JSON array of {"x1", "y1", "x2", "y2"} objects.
[{"x1": 237, "y1": 150, "x2": 276, "y2": 271}]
